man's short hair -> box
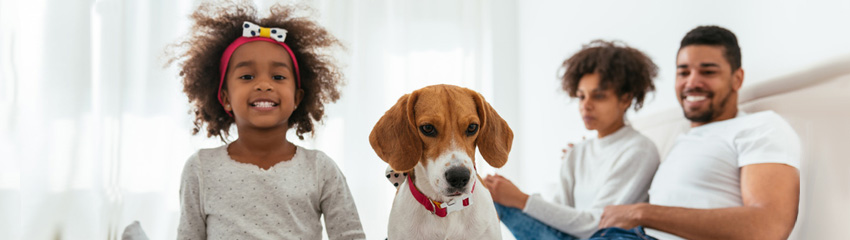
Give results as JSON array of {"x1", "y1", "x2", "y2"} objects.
[{"x1": 679, "y1": 26, "x2": 742, "y2": 71}]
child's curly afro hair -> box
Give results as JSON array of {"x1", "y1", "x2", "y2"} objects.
[{"x1": 167, "y1": 0, "x2": 343, "y2": 141}]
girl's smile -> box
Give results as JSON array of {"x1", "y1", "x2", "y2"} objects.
[{"x1": 249, "y1": 98, "x2": 280, "y2": 111}]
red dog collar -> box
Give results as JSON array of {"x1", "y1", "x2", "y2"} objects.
[{"x1": 407, "y1": 174, "x2": 474, "y2": 217}]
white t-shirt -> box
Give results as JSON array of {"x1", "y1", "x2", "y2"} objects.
[
  {"x1": 646, "y1": 111, "x2": 801, "y2": 239},
  {"x1": 522, "y1": 125, "x2": 660, "y2": 239},
  {"x1": 177, "y1": 144, "x2": 366, "y2": 240}
]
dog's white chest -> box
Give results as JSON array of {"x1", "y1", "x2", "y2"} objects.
[{"x1": 387, "y1": 178, "x2": 501, "y2": 240}]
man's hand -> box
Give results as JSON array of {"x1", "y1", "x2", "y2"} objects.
[
  {"x1": 599, "y1": 203, "x2": 647, "y2": 229},
  {"x1": 482, "y1": 174, "x2": 529, "y2": 209},
  {"x1": 561, "y1": 143, "x2": 575, "y2": 160}
]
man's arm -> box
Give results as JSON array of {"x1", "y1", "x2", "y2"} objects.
[{"x1": 599, "y1": 163, "x2": 799, "y2": 240}]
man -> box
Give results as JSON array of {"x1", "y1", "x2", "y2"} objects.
[{"x1": 596, "y1": 26, "x2": 801, "y2": 240}]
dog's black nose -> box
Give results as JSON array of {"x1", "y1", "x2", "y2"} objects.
[{"x1": 445, "y1": 167, "x2": 471, "y2": 188}]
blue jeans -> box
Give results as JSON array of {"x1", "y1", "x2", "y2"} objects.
[
  {"x1": 494, "y1": 203, "x2": 579, "y2": 240},
  {"x1": 494, "y1": 203, "x2": 657, "y2": 240},
  {"x1": 588, "y1": 226, "x2": 657, "y2": 240}
]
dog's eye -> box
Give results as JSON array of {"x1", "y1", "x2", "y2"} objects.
[
  {"x1": 419, "y1": 124, "x2": 437, "y2": 137},
  {"x1": 466, "y1": 123, "x2": 479, "y2": 136}
]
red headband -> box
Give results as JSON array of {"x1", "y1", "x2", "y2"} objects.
[{"x1": 217, "y1": 36, "x2": 301, "y2": 117}]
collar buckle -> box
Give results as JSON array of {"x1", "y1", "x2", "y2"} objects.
[{"x1": 444, "y1": 198, "x2": 466, "y2": 214}]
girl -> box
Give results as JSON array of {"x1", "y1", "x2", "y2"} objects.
[
  {"x1": 169, "y1": 1, "x2": 365, "y2": 239},
  {"x1": 483, "y1": 40, "x2": 660, "y2": 239}
]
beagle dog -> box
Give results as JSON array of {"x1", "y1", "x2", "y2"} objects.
[{"x1": 370, "y1": 85, "x2": 513, "y2": 239}]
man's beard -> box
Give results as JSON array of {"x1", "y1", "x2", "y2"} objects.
[{"x1": 682, "y1": 86, "x2": 734, "y2": 123}]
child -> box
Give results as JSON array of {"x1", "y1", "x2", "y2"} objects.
[{"x1": 168, "y1": 1, "x2": 365, "y2": 239}]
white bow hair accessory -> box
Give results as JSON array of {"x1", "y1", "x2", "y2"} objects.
[{"x1": 242, "y1": 21, "x2": 287, "y2": 42}]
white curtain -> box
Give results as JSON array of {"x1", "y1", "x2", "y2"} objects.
[
  {"x1": 5, "y1": 0, "x2": 206, "y2": 239},
  {"x1": 2, "y1": 0, "x2": 510, "y2": 239}
]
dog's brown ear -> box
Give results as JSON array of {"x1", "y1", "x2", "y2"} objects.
[
  {"x1": 369, "y1": 93, "x2": 421, "y2": 172},
  {"x1": 470, "y1": 90, "x2": 513, "y2": 168}
]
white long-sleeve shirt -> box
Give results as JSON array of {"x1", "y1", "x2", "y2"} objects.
[
  {"x1": 522, "y1": 125, "x2": 660, "y2": 239},
  {"x1": 178, "y1": 144, "x2": 365, "y2": 240}
]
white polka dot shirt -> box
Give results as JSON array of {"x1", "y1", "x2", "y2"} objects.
[{"x1": 178, "y1": 144, "x2": 366, "y2": 240}]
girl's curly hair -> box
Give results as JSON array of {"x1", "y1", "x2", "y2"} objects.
[
  {"x1": 559, "y1": 40, "x2": 658, "y2": 111},
  {"x1": 167, "y1": 0, "x2": 343, "y2": 142}
]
